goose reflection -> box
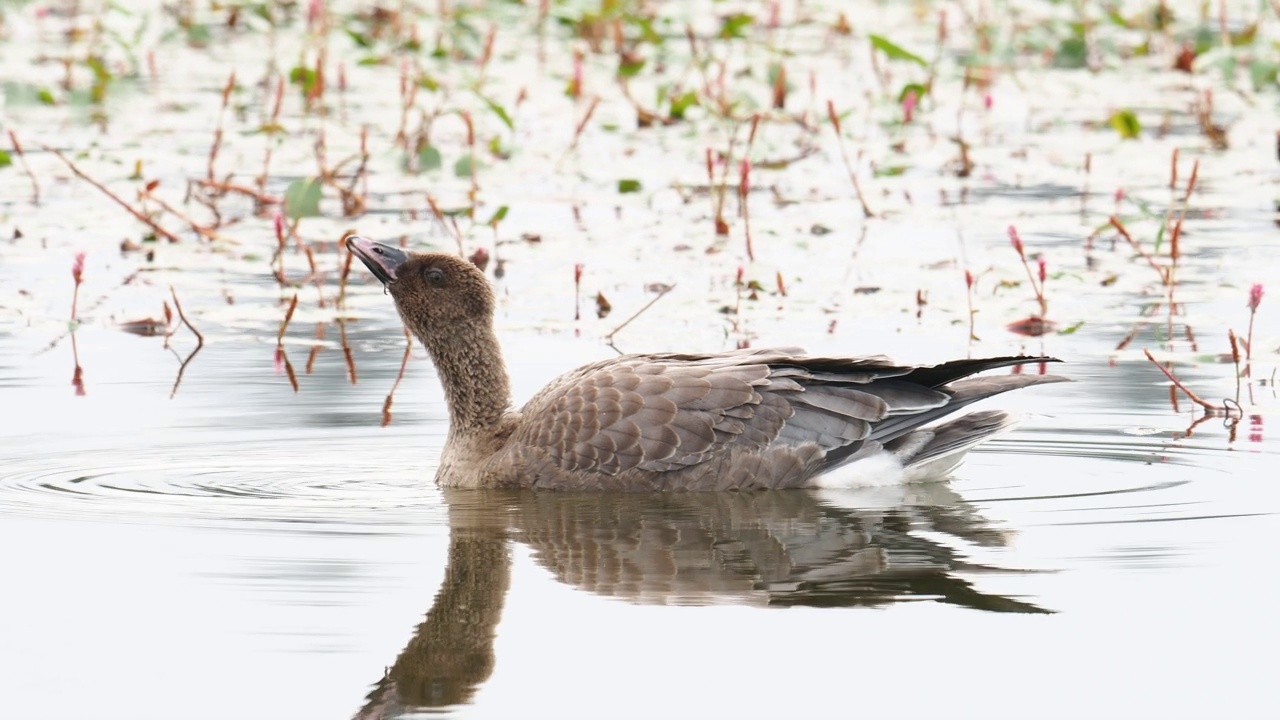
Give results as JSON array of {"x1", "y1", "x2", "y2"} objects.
[{"x1": 354, "y1": 484, "x2": 1050, "y2": 718}]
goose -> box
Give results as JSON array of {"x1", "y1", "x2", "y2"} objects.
[{"x1": 347, "y1": 236, "x2": 1067, "y2": 491}]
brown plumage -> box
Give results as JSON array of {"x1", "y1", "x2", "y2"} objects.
[{"x1": 348, "y1": 236, "x2": 1069, "y2": 491}]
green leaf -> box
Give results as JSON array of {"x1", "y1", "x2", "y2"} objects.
[
  {"x1": 1108, "y1": 109, "x2": 1141, "y2": 139},
  {"x1": 618, "y1": 55, "x2": 646, "y2": 78},
  {"x1": 480, "y1": 95, "x2": 514, "y2": 130},
  {"x1": 37, "y1": 88, "x2": 56, "y2": 105},
  {"x1": 718, "y1": 13, "x2": 754, "y2": 39},
  {"x1": 1153, "y1": 219, "x2": 1167, "y2": 254},
  {"x1": 185, "y1": 23, "x2": 212, "y2": 47},
  {"x1": 454, "y1": 154, "x2": 478, "y2": 178},
  {"x1": 345, "y1": 29, "x2": 373, "y2": 48},
  {"x1": 418, "y1": 74, "x2": 440, "y2": 92},
  {"x1": 288, "y1": 66, "x2": 318, "y2": 97},
  {"x1": 283, "y1": 178, "x2": 323, "y2": 219},
  {"x1": 1249, "y1": 59, "x2": 1279, "y2": 91},
  {"x1": 1057, "y1": 321, "x2": 1085, "y2": 335},
  {"x1": 487, "y1": 205, "x2": 509, "y2": 226},
  {"x1": 0, "y1": 149, "x2": 11, "y2": 168},
  {"x1": 85, "y1": 56, "x2": 113, "y2": 83},
  {"x1": 618, "y1": 179, "x2": 642, "y2": 193},
  {"x1": 873, "y1": 165, "x2": 908, "y2": 177},
  {"x1": 668, "y1": 90, "x2": 700, "y2": 120},
  {"x1": 897, "y1": 82, "x2": 928, "y2": 103},
  {"x1": 868, "y1": 35, "x2": 927, "y2": 67},
  {"x1": 1053, "y1": 37, "x2": 1088, "y2": 69},
  {"x1": 418, "y1": 145, "x2": 443, "y2": 172}
]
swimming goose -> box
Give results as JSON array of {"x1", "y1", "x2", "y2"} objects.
[{"x1": 347, "y1": 236, "x2": 1068, "y2": 491}]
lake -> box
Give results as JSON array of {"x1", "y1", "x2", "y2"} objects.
[{"x1": 1, "y1": 1, "x2": 1277, "y2": 718}]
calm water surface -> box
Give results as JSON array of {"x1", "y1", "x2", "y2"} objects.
[{"x1": 1, "y1": 321, "x2": 1276, "y2": 719}]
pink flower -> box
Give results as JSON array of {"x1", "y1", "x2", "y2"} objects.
[
  {"x1": 307, "y1": 0, "x2": 325, "y2": 29},
  {"x1": 1007, "y1": 225, "x2": 1024, "y2": 256},
  {"x1": 573, "y1": 263, "x2": 584, "y2": 284},
  {"x1": 964, "y1": 269, "x2": 974, "y2": 289},
  {"x1": 738, "y1": 158, "x2": 751, "y2": 197},
  {"x1": 902, "y1": 89, "x2": 918, "y2": 123},
  {"x1": 1248, "y1": 283, "x2": 1264, "y2": 311},
  {"x1": 71, "y1": 252, "x2": 85, "y2": 285},
  {"x1": 1038, "y1": 257, "x2": 1047, "y2": 284},
  {"x1": 983, "y1": 93, "x2": 993, "y2": 111},
  {"x1": 1114, "y1": 188, "x2": 1125, "y2": 203}
]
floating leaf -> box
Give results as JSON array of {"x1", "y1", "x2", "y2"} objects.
[
  {"x1": 454, "y1": 154, "x2": 478, "y2": 178},
  {"x1": 289, "y1": 66, "x2": 318, "y2": 97},
  {"x1": 897, "y1": 82, "x2": 928, "y2": 103},
  {"x1": 345, "y1": 29, "x2": 373, "y2": 48},
  {"x1": 618, "y1": 55, "x2": 646, "y2": 78},
  {"x1": 718, "y1": 13, "x2": 754, "y2": 39},
  {"x1": 0, "y1": 149, "x2": 10, "y2": 168},
  {"x1": 480, "y1": 95, "x2": 514, "y2": 130},
  {"x1": 1053, "y1": 37, "x2": 1088, "y2": 68},
  {"x1": 868, "y1": 35, "x2": 927, "y2": 67},
  {"x1": 668, "y1": 90, "x2": 699, "y2": 120},
  {"x1": 418, "y1": 145, "x2": 443, "y2": 172},
  {"x1": 873, "y1": 165, "x2": 908, "y2": 177},
  {"x1": 1109, "y1": 109, "x2": 1141, "y2": 139},
  {"x1": 618, "y1": 179, "x2": 642, "y2": 193},
  {"x1": 283, "y1": 178, "x2": 323, "y2": 219}
]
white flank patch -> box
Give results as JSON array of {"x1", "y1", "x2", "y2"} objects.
[{"x1": 809, "y1": 450, "x2": 908, "y2": 489}]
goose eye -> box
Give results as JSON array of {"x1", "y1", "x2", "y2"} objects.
[{"x1": 425, "y1": 267, "x2": 446, "y2": 286}]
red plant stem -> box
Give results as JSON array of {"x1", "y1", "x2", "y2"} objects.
[
  {"x1": 45, "y1": 147, "x2": 183, "y2": 243},
  {"x1": 8, "y1": 130, "x2": 40, "y2": 205},
  {"x1": 169, "y1": 286, "x2": 204, "y2": 348},
  {"x1": 739, "y1": 159, "x2": 754, "y2": 262},
  {"x1": 1228, "y1": 329, "x2": 1241, "y2": 403},
  {"x1": 1245, "y1": 308, "x2": 1256, "y2": 377},
  {"x1": 1143, "y1": 348, "x2": 1218, "y2": 412},
  {"x1": 1109, "y1": 216, "x2": 1166, "y2": 282},
  {"x1": 826, "y1": 100, "x2": 874, "y2": 218},
  {"x1": 277, "y1": 294, "x2": 299, "y2": 345},
  {"x1": 382, "y1": 329, "x2": 414, "y2": 427},
  {"x1": 337, "y1": 236, "x2": 355, "y2": 307},
  {"x1": 606, "y1": 284, "x2": 676, "y2": 344}
]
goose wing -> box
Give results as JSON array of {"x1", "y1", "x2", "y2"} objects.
[{"x1": 513, "y1": 348, "x2": 1053, "y2": 477}]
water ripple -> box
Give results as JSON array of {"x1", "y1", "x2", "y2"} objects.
[{"x1": 0, "y1": 440, "x2": 442, "y2": 529}]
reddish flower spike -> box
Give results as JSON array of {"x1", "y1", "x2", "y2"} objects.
[
  {"x1": 1249, "y1": 283, "x2": 1264, "y2": 311},
  {"x1": 1007, "y1": 225, "x2": 1024, "y2": 257}
]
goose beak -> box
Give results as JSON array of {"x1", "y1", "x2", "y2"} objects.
[{"x1": 346, "y1": 235, "x2": 408, "y2": 286}]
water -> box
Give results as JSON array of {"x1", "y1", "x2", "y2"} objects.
[{"x1": 2, "y1": 1, "x2": 1279, "y2": 718}]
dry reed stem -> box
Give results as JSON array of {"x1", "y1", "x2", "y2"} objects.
[
  {"x1": 606, "y1": 284, "x2": 677, "y2": 343},
  {"x1": 169, "y1": 286, "x2": 204, "y2": 348},
  {"x1": 277, "y1": 293, "x2": 299, "y2": 344},
  {"x1": 8, "y1": 131, "x2": 40, "y2": 205},
  {"x1": 338, "y1": 318, "x2": 357, "y2": 385},
  {"x1": 1109, "y1": 216, "x2": 1166, "y2": 282},
  {"x1": 1143, "y1": 348, "x2": 1219, "y2": 412},
  {"x1": 826, "y1": 100, "x2": 874, "y2": 218},
  {"x1": 46, "y1": 147, "x2": 183, "y2": 243},
  {"x1": 382, "y1": 328, "x2": 414, "y2": 427}
]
